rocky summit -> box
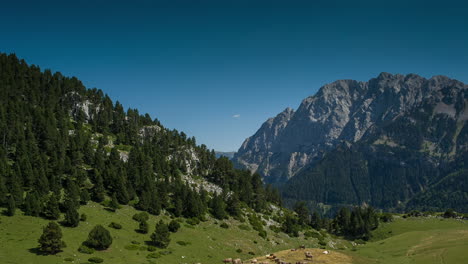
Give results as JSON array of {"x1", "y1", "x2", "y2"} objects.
[{"x1": 234, "y1": 73, "x2": 467, "y2": 211}]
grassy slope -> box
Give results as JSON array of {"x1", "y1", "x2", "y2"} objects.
[
  {"x1": 0, "y1": 202, "x2": 317, "y2": 264},
  {"x1": 348, "y1": 217, "x2": 468, "y2": 264}
]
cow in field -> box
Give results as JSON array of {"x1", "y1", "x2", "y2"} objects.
[
  {"x1": 223, "y1": 258, "x2": 233, "y2": 263},
  {"x1": 305, "y1": 252, "x2": 313, "y2": 260},
  {"x1": 233, "y1": 258, "x2": 242, "y2": 264}
]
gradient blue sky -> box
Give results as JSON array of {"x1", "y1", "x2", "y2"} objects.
[{"x1": 1, "y1": 0, "x2": 467, "y2": 151}]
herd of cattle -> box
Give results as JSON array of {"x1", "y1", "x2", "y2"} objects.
[{"x1": 221, "y1": 245, "x2": 325, "y2": 264}]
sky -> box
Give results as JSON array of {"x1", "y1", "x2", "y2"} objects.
[{"x1": 1, "y1": 0, "x2": 467, "y2": 151}]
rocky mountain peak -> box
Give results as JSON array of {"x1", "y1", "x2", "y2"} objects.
[{"x1": 234, "y1": 73, "x2": 467, "y2": 183}]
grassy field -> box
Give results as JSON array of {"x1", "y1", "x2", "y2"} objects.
[
  {"x1": 0, "y1": 202, "x2": 322, "y2": 264},
  {"x1": 347, "y1": 216, "x2": 468, "y2": 264},
  {"x1": 1, "y1": 205, "x2": 467, "y2": 264}
]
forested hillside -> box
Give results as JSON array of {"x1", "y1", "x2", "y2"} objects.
[{"x1": 0, "y1": 53, "x2": 282, "y2": 224}]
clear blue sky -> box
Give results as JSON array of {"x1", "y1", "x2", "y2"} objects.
[{"x1": 1, "y1": 0, "x2": 467, "y2": 151}]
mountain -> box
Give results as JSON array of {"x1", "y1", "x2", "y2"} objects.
[
  {"x1": 0, "y1": 53, "x2": 283, "y2": 225},
  {"x1": 214, "y1": 151, "x2": 236, "y2": 159},
  {"x1": 234, "y1": 73, "x2": 468, "y2": 211}
]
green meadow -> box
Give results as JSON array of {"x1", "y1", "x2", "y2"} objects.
[
  {"x1": 0, "y1": 202, "x2": 316, "y2": 264},
  {"x1": 348, "y1": 216, "x2": 468, "y2": 264}
]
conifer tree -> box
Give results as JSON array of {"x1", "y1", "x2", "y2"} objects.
[
  {"x1": 43, "y1": 194, "x2": 61, "y2": 220},
  {"x1": 6, "y1": 195, "x2": 16, "y2": 216},
  {"x1": 150, "y1": 220, "x2": 171, "y2": 248},
  {"x1": 38, "y1": 221, "x2": 66, "y2": 254},
  {"x1": 85, "y1": 225, "x2": 112, "y2": 250}
]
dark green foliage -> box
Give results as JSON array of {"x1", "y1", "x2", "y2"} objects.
[
  {"x1": 220, "y1": 222, "x2": 229, "y2": 229},
  {"x1": 78, "y1": 244, "x2": 95, "y2": 254},
  {"x1": 379, "y1": 212, "x2": 393, "y2": 222},
  {"x1": 88, "y1": 257, "x2": 104, "y2": 263},
  {"x1": 210, "y1": 193, "x2": 227, "y2": 220},
  {"x1": 108, "y1": 222, "x2": 122, "y2": 229},
  {"x1": 85, "y1": 225, "x2": 112, "y2": 250},
  {"x1": 63, "y1": 204, "x2": 80, "y2": 227},
  {"x1": 281, "y1": 212, "x2": 300, "y2": 237},
  {"x1": 138, "y1": 220, "x2": 149, "y2": 234},
  {"x1": 80, "y1": 213, "x2": 87, "y2": 221},
  {"x1": 24, "y1": 191, "x2": 42, "y2": 216},
  {"x1": 0, "y1": 53, "x2": 282, "y2": 234},
  {"x1": 43, "y1": 195, "x2": 61, "y2": 220},
  {"x1": 329, "y1": 206, "x2": 379, "y2": 240},
  {"x1": 168, "y1": 219, "x2": 180, "y2": 233},
  {"x1": 150, "y1": 220, "x2": 171, "y2": 248},
  {"x1": 293, "y1": 201, "x2": 309, "y2": 226},
  {"x1": 6, "y1": 195, "x2": 16, "y2": 216},
  {"x1": 443, "y1": 208, "x2": 458, "y2": 218},
  {"x1": 132, "y1": 212, "x2": 149, "y2": 222},
  {"x1": 38, "y1": 221, "x2": 66, "y2": 254}
]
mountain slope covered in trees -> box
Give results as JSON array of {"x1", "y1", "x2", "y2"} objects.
[
  {"x1": 235, "y1": 73, "x2": 468, "y2": 212},
  {"x1": 0, "y1": 52, "x2": 282, "y2": 225}
]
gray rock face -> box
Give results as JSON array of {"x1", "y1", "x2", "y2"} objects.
[{"x1": 234, "y1": 73, "x2": 467, "y2": 183}]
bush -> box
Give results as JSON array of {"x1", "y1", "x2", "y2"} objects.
[
  {"x1": 176, "y1": 241, "x2": 191, "y2": 246},
  {"x1": 132, "y1": 212, "x2": 149, "y2": 222},
  {"x1": 84, "y1": 225, "x2": 113, "y2": 250},
  {"x1": 146, "y1": 252, "x2": 162, "y2": 259},
  {"x1": 88, "y1": 257, "x2": 104, "y2": 263},
  {"x1": 248, "y1": 251, "x2": 255, "y2": 255},
  {"x1": 147, "y1": 245, "x2": 157, "y2": 252},
  {"x1": 150, "y1": 220, "x2": 171, "y2": 248},
  {"x1": 186, "y1": 217, "x2": 200, "y2": 226},
  {"x1": 138, "y1": 221, "x2": 149, "y2": 234},
  {"x1": 124, "y1": 244, "x2": 140, "y2": 250},
  {"x1": 108, "y1": 222, "x2": 122, "y2": 229},
  {"x1": 78, "y1": 244, "x2": 95, "y2": 254},
  {"x1": 238, "y1": 224, "x2": 251, "y2": 231},
  {"x1": 80, "y1": 213, "x2": 87, "y2": 221},
  {"x1": 236, "y1": 248, "x2": 242, "y2": 253},
  {"x1": 444, "y1": 209, "x2": 458, "y2": 218},
  {"x1": 220, "y1": 222, "x2": 229, "y2": 229},
  {"x1": 379, "y1": 213, "x2": 393, "y2": 222},
  {"x1": 168, "y1": 220, "x2": 180, "y2": 233},
  {"x1": 64, "y1": 257, "x2": 74, "y2": 261},
  {"x1": 258, "y1": 230, "x2": 267, "y2": 239}
]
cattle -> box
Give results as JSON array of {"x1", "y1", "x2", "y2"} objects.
[
  {"x1": 305, "y1": 252, "x2": 313, "y2": 260},
  {"x1": 223, "y1": 258, "x2": 233, "y2": 263},
  {"x1": 233, "y1": 258, "x2": 242, "y2": 264},
  {"x1": 296, "y1": 262, "x2": 308, "y2": 264},
  {"x1": 299, "y1": 245, "x2": 306, "y2": 249},
  {"x1": 251, "y1": 259, "x2": 258, "y2": 264},
  {"x1": 291, "y1": 248, "x2": 297, "y2": 251},
  {"x1": 323, "y1": 250, "x2": 329, "y2": 254}
]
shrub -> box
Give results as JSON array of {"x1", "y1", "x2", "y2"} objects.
[
  {"x1": 248, "y1": 251, "x2": 255, "y2": 255},
  {"x1": 132, "y1": 212, "x2": 149, "y2": 222},
  {"x1": 258, "y1": 230, "x2": 267, "y2": 239},
  {"x1": 64, "y1": 257, "x2": 74, "y2": 261},
  {"x1": 168, "y1": 220, "x2": 180, "y2": 233},
  {"x1": 150, "y1": 220, "x2": 171, "y2": 248},
  {"x1": 80, "y1": 213, "x2": 87, "y2": 221},
  {"x1": 84, "y1": 225, "x2": 112, "y2": 250},
  {"x1": 138, "y1": 221, "x2": 149, "y2": 234},
  {"x1": 238, "y1": 224, "x2": 251, "y2": 231},
  {"x1": 176, "y1": 241, "x2": 191, "y2": 246},
  {"x1": 124, "y1": 244, "x2": 140, "y2": 250},
  {"x1": 78, "y1": 244, "x2": 95, "y2": 254},
  {"x1": 186, "y1": 217, "x2": 200, "y2": 226},
  {"x1": 236, "y1": 248, "x2": 242, "y2": 253},
  {"x1": 147, "y1": 245, "x2": 157, "y2": 252},
  {"x1": 88, "y1": 257, "x2": 104, "y2": 263},
  {"x1": 220, "y1": 222, "x2": 229, "y2": 229},
  {"x1": 108, "y1": 222, "x2": 122, "y2": 229},
  {"x1": 147, "y1": 252, "x2": 162, "y2": 259}
]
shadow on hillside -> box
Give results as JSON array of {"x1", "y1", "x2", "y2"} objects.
[{"x1": 28, "y1": 247, "x2": 47, "y2": 256}]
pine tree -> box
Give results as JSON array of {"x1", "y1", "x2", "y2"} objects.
[
  {"x1": 43, "y1": 194, "x2": 61, "y2": 220},
  {"x1": 150, "y1": 220, "x2": 171, "y2": 248},
  {"x1": 6, "y1": 195, "x2": 16, "y2": 216},
  {"x1": 109, "y1": 192, "x2": 120, "y2": 211},
  {"x1": 38, "y1": 221, "x2": 66, "y2": 254},
  {"x1": 63, "y1": 202, "x2": 80, "y2": 227},
  {"x1": 210, "y1": 194, "x2": 227, "y2": 220},
  {"x1": 24, "y1": 191, "x2": 41, "y2": 216},
  {"x1": 85, "y1": 225, "x2": 112, "y2": 250},
  {"x1": 293, "y1": 201, "x2": 309, "y2": 226}
]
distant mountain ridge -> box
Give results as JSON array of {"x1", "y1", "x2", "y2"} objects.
[{"x1": 234, "y1": 73, "x2": 468, "y2": 211}]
